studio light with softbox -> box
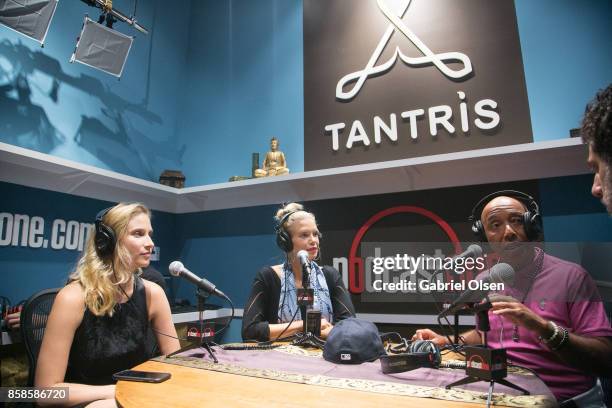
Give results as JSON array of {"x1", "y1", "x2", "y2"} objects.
[
  {"x1": 0, "y1": 0, "x2": 59, "y2": 46},
  {"x1": 70, "y1": 16, "x2": 133, "y2": 78}
]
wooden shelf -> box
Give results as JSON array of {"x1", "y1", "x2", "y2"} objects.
[
  {"x1": 0, "y1": 139, "x2": 590, "y2": 214},
  {"x1": 0, "y1": 142, "x2": 178, "y2": 212}
]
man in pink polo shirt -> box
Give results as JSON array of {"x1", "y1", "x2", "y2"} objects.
[{"x1": 414, "y1": 191, "x2": 612, "y2": 406}]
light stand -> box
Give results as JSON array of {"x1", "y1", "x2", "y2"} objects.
[
  {"x1": 445, "y1": 299, "x2": 529, "y2": 408},
  {"x1": 167, "y1": 288, "x2": 218, "y2": 363},
  {"x1": 79, "y1": 0, "x2": 148, "y2": 34}
]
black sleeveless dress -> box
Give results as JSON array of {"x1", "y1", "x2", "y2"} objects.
[{"x1": 65, "y1": 276, "x2": 155, "y2": 385}]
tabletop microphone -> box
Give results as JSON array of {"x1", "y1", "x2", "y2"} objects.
[
  {"x1": 439, "y1": 262, "x2": 515, "y2": 318},
  {"x1": 168, "y1": 261, "x2": 227, "y2": 299},
  {"x1": 297, "y1": 250, "x2": 311, "y2": 288},
  {"x1": 295, "y1": 250, "x2": 317, "y2": 336}
]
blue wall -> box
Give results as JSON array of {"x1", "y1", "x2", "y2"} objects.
[
  {"x1": 171, "y1": 205, "x2": 280, "y2": 306},
  {"x1": 0, "y1": 0, "x2": 190, "y2": 181},
  {"x1": 515, "y1": 0, "x2": 612, "y2": 140},
  {"x1": 174, "y1": 0, "x2": 304, "y2": 185},
  {"x1": 0, "y1": 182, "x2": 179, "y2": 304},
  {"x1": 1, "y1": 0, "x2": 610, "y2": 184}
]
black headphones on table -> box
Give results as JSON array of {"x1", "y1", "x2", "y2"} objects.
[
  {"x1": 469, "y1": 190, "x2": 542, "y2": 242},
  {"x1": 94, "y1": 207, "x2": 116, "y2": 258},
  {"x1": 380, "y1": 340, "x2": 441, "y2": 374}
]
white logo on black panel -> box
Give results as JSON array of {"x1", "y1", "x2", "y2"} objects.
[
  {"x1": 340, "y1": 353, "x2": 352, "y2": 361},
  {"x1": 336, "y1": 0, "x2": 473, "y2": 100}
]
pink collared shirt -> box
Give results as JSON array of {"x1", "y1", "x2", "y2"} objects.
[{"x1": 483, "y1": 251, "x2": 612, "y2": 400}]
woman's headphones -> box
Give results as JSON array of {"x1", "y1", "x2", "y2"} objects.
[
  {"x1": 275, "y1": 210, "x2": 299, "y2": 253},
  {"x1": 95, "y1": 207, "x2": 116, "y2": 258},
  {"x1": 469, "y1": 190, "x2": 542, "y2": 242}
]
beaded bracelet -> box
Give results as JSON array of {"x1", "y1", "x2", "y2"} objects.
[
  {"x1": 540, "y1": 321, "x2": 559, "y2": 344},
  {"x1": 550, "y1": 326, "x2": 569, "y2": 351}
]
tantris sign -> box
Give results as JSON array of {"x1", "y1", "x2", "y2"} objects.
[{"x1": 304, "y1": 0, "x2": 533, "y2": 170}]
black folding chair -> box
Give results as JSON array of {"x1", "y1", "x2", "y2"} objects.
[{"x1": 19, "y1": 288, "x2": 60, "y2": 386}]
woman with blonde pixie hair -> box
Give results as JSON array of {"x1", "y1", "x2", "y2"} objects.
[
  {"x1": 36, "y1": 203, "x2": 179, "y2": 407},
  {"x1": 242, "y1": 202, "x2": 355, "y2": 341}
]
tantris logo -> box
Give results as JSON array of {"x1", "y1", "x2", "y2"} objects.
[
  {"x1": 324, "y1": 0, "x2": 502, "y2": 153},
  {"x1": 304, "y1": 0, "x2": 533, "y2": 170},
  {"x1": 336, "y1": 0, "x2": 472, "y2": 100}
]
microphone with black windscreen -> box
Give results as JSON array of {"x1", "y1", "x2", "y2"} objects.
[
  {"x1": 439, "y1": 262, "x2": 515, "y2": 318},
  {"x1": 453, "y1": 244, "x2": 484, "y2": 261},
  {"x1": 168, "y1": 261, "x2": 227, "y2": 300},
  {"x1": 427, "y1": 244, "x2": 484, "y2": 278}
]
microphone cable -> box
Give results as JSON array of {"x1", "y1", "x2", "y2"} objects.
[
  {"x1": 114, "y1": 270, "x2": 192, "y2": 348},
  {"x1": 435, "y1": 309, "x2": 467, "y2": 357},
  {"x1": 249, "y1": 303, "x2": 302, "y2": 347},
  {"x1": 117, "y1": 281, "x2": 237, "y2": 347},
  {"x1": 251, "y1": 259, "x2": 314, "y2": 347},
  {"x1": 211, "y1": 294, "x2": 235, "y2": 339},
  {"x1": 426, "y1": 266, "x2": 468, "y2": 356},
  {"x1": 268, "y1": 263, "x2": 303, "y2": 344},
  {"x1": 222, "y1": 309, "x2": 300, "y2": 351},
  {"x1": 426, "y1": 254, "x2": 497, "y2": 356},
  {"x1": 234, "y1": 259, "x2": 304, "y2": 349},
  {"x1": 230, "y1": 295, "x2": 304, "y2": 350}
]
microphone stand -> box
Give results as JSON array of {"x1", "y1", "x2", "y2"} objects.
[
  {"x1": 453, "y1": 309, "x2": 461, "y2": 345},
  {"x1": 167, "y1": 288, "x2": 218, "y2": 363},
  {"x1": 431, "y1": 266, "x2": 469, "y2": 351},
  {"x1": 445, "y1": 297, "x2": 528, "y2": 408},
  {"x1": 291, "y1": 264, "x2": 325, "y2": 350}
]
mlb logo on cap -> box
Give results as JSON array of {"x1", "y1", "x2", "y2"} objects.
[{"x1": 323, "y1": 318, "x2": 385, "y2": 364}]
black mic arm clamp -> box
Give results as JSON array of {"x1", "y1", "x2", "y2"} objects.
[
  {"x1": 470, "y1": 298, "x2": 492, "y2": 312},
  {"x1": 463, "y1": 297, "x2": 493, "y2": 342},
  {"x1": 196, "y1": 287, "x2": 211, "y2": 302}
]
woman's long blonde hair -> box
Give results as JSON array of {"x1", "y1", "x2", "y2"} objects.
[{"x1": 69, "y1": 203, "x2": 151, "y2": 317}]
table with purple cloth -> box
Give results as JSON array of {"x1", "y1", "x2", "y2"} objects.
[{"x1": 154, "y1": 344, "x2": 556, "y2": 407}]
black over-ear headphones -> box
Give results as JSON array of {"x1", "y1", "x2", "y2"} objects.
[
  {"x1": 469, "y1": 190, "x2": 542, "y2": 242},
  {"x1": 380, "y1": 340, "x2": 441, "y2": 374},
  {"x1": 275, "y1": 210, "x2": 299, "y2": 253},
  {"x1": 95, "y1": 207, "x2": 116, "y2": 258}
]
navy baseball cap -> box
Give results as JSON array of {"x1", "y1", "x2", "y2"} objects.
[{"x1": 323, "y1": 318, "x2": 385, "y2": 364}]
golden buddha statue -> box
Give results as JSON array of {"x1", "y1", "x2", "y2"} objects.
[{"x1": 254, "y1": 137, "x2": 289, "y2": 177}]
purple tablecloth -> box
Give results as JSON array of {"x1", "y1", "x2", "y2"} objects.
[{"x1": 158, "y1": 345, "x2": 555, "y2": 407}]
